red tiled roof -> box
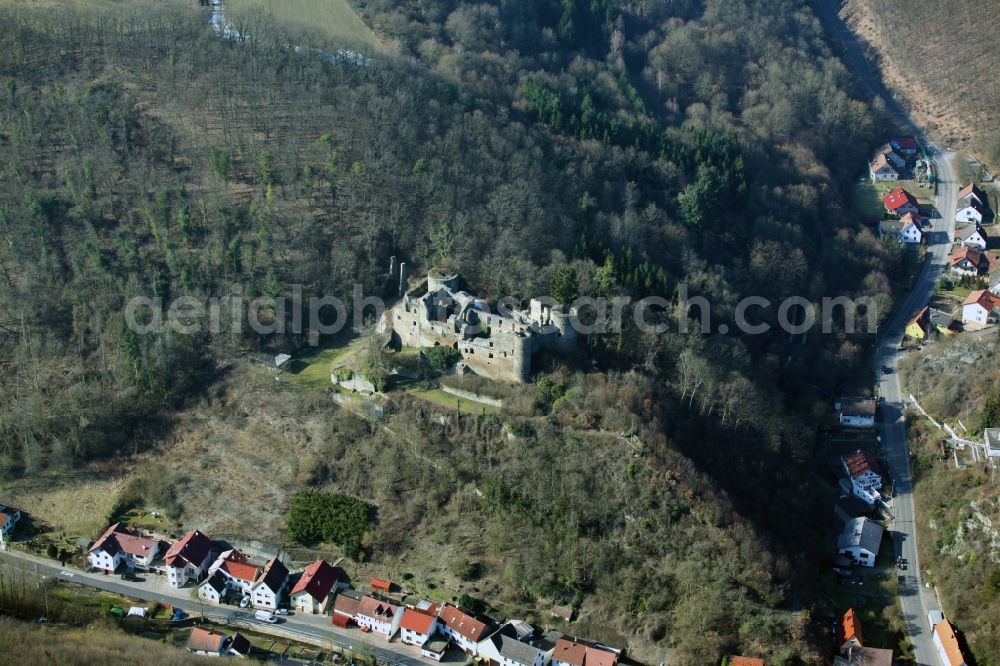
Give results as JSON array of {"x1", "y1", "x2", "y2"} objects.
[
  {"x1": 291, "y1": 560, "x2": 338, "y2": 602},
  {"x1": 219, "y1": 551, "x2": 262, "y2": 582},
  {"x1": 439, "y1": 604, "x2": 487, "y2": 643},
  {"x1": 399, "y1": 608, "x2": 437, "y2": 634},
  {"x1": 371, "y1": 577, "x2": 392, "y2": 591},
  {"x1": 843, "y1": 450, "x2": 880, "y2": 480},
  {"x1": 90, "y1": 523, "x2": 160, "y2": 558},
  {"x1": 893, "y1": 136, "x2": 918, "y2": 150},
  {"x1": 357, "y1": 595, "x2": 400, "y2": 621},
  {"x1": 730, "y1": 658, "x2": 765, "y2": 666},
  {"x1": 951, "y1": 246, "x2": 985, "y2": 268},
  {"x1": 552, "y1": 639, "x2": 619, "y2": 666},
  {"x1": 553, "y1": 639, "x2": 587, "y2": 666},
  {"x1": 934, "y1": 619, "x2": 966, "y2": 666},
  {"x1": 164, "y1": 530, "x2": 212, "y2": 569},
  {"x1": 840, "y1": 607, "x2": 863, "y2": 646},
  {"x1": 883, "y1": 187, "x2": 917, "y2": 212}
]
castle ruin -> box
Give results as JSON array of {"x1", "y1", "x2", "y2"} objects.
[{"x1": 381, "y1": 271, "x2": 577, "y2": 383}]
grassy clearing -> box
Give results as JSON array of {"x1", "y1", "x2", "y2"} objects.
[
  {"x1": 227, "y1": 0, "x2": 377, "y2": 47},
  {"x1": 853, "y1": 180, "x2": 886, "y2": 217},
  {"x1": 405, "y1": 386, "x2": 501, "y2": 415},
  {"x1": 285, "y1": 338, "x2": 364, "y2": 390},
  {"x1": 3, "y1": 473, "x2": 126, "y2": 538}
]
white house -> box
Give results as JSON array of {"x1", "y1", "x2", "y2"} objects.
[
  {"x1": 439, "y1": 604, "x2": 491, "y2": 654},
  {"x1": 250, "y1": 556, "x2": 289, "y2": 610},
  {"x1": 199, "y1": 570, "x2": 229, "y2": 604},
  {"x1": 207, "y1": 549, "x2": 261, "y2": 597},
  {"x1": 399, "y1": 608, "x2": 441, "y2": 649},
  {"x1": 956, "y1": 222, "x2": 988, "y2": 250},
  {"x1": 478, "y1": 622, "x2": 548, "y2": 666},
  {"x1": 186, "y1": 626, "x2": 227, "y2": 657},
  {"x1": 836, "y1": 398, "x2": 876, "y2": 428},
  {"x1": 957, "y1": 183, "x2": 988, "y2": 209},
  {"x1": 838, "y1": 517, "x2": 884, "y2": 568},
  {"x1": 163, "y1": 529, "x2": 213, "y2": 589},
  {"x1": 897, "y1": 216, "x2": 922, "y2": 244},
  {"x1": 551, "y1": 637, "x2": 619, "y2": 666},
  {"x1": 949, "y1": 247, "x2": 987, "y2": 277},
  {"x1": 289, "y1": 559, "x2": 339, "y2": 614},
  {"x1": 0, "y1": 505, "x2": 21, "y2": 538},
  {"x1": 956, "y1": 200, "x2": 986, "y2": 224},
  {"x1": 355, "y1": 595, "x2": 403, "y2": 638},
  {"x1": 933, "y1": 618, "x2": 968, "y2": 666},
  {"x1": 868, "y1": 153, "x2": 899, "y2": 182},
  {"x1": 962, "y1": 289, "x2": 1000, "y2": 328},
  {"x1": 841, "y1": 450, "x2": 882, "y2": 505},
  {"x1": 88, "y1": 523, "x2": 162, "y2": 573},
  {"x1": 872, "y1": 144, "x2": 905, "y2": 169}
]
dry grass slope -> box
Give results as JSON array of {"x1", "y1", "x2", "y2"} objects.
[
  {"x1": 0, "y1": 616, "x2": 215, "y2": 665},
  {"x1": 843, "y1": 0, "x2": 1000, "y2": 157}
]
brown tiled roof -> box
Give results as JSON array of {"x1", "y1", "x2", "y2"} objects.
[
  {"x1": 254, "y1": 556, "x2": 289, "y2": 592},
  {"x1": 186, "y1": 626, "x2": 226, "y2": 653},
  {"x1": 869, "y1": 153, "x2": 895, "y2": 173},
  {"x1": 89, "y1": 523, "x2": 160, "y2": 558},
  {"x1": 290, "y1": 559, "x2": 338, "y2": 602},
  {"x1": 164, "y1": 530, "x2": 212, "y2": 569},
  {"x1": 439, "y1": 604, "x2": 488, "y2": 643},
  {"x1": 843, "y1": 450, "x2": 880, "y2": 480},
  {"x1": 957, "y1": 183, "x2": 986, "y2": 204},
  {"x1": 964, "y1": 289, "x2": 1000, "y2": 311},
  {"x1": 332, "y1": 593, "x2": 361, "y2": 618},
  {"x1": 951, "y1": 246, "x2": 985, "y2": 268},
  {"x1": 357, "y1": 595, "x2": 400, "y2": 621}
]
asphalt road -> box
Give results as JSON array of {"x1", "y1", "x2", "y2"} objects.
[
  {"x1": 809, "y1": 2, "x2": 957, "y2": 664},
  {"x1": 0, "y1": 550, "x2": 430, "y2": 666}
]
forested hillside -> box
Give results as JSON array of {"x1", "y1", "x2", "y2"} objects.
[
  {"x1": 0, "y1": 0, "x2": 897, "y2": 662},
  {"x1": 842, "y1": 0, "x2": 1000, "y2": 163}
]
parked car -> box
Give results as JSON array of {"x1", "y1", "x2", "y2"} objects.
[
  {"x1": 275, "y1": 608, "x2": 289, "y2": 616},
  {"x1": 171, "y1": 608, "x2": 186, "y2": 622},
  {"x1": 255, "y1": 610, "x2": 278, "y2": 624},
  {"x1": 239, "y1": 596, "x2": 251, "y2": 608}
]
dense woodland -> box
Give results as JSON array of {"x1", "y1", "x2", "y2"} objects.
[{"x1": 0, "y1": 0, "x2": 906, "y2": 662}]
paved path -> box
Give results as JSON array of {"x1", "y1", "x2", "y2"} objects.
[
  {"x1": 809, "y1": 1, "x2": 959, "y2": 664},
  {"x1": 0, "y1": 549, "x2": 431, "y2": 666}
]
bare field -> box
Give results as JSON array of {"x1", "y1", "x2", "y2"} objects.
[{"x1": 842, "y1": 0, "x2": 1000, "y2": 158}]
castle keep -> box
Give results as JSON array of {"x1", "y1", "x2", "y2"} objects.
[{"x1": 382, "y1": 272, "x2": 576, "y2": 383}]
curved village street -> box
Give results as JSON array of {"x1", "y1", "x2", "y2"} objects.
[{"x1": 811, "y1": 1, "x2": 959, "y2": 663}]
